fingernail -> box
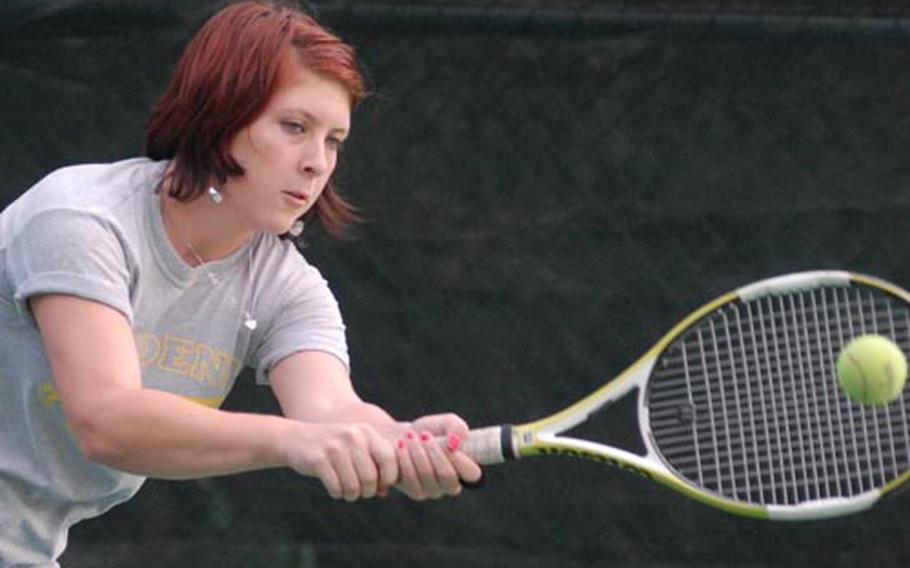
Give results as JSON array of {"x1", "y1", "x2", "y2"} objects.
[
  {"x1": 397, "y1": 440, "x2": 406, "y2": 449},
  {"x1": 420, "y1": 431, "x2": 431, "y2": 442},
  {"x1": 446, "y1": 433, "x2": 461, "y2": 451},
  {"x1": 406, "y1": 431, "x2": 416, "y2": 440}
]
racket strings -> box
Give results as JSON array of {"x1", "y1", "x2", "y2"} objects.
[{"x1": 647, "y1": 284, "x2": 910, "y2": 507}]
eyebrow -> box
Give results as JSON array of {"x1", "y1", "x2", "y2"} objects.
[{"x1": 280, "y1": 108, "x2": 349, "y2": 136}]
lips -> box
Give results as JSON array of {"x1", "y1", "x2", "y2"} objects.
[{"x1": 282, "y1": 190, "x2": 309, "y2": 205}]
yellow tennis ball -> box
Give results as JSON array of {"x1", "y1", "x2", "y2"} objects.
[{"x1": 836, "y1": 334, "x2": 908, "y2": 405}]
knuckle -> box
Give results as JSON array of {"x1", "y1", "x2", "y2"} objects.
[
  {"x1": 355, "y1": 422, "x2": 375, "y2": 437},
  {"x1": 377, "y1": 440, "x2": 396, "y2": 459},
  {"x1": 341, "y1": 425, "x2": 364, "y2": 444},
  {"x1": 323, "y1": 440, "x2": 344, "y2": 460}
]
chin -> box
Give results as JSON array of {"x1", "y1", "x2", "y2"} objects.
[{"x1": 277, "y1": 221, "x2": 301, "y2": 235}]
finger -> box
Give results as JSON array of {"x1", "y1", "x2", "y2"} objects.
[
  {"x1": 460, "y1": 468, "x2": 486, "y2": 490},
  {"x1": 367, "y1": 430, "x2": 398, "y2": 497},
  {"x1": 351, "y1": 447, "x2": 379, "y2": 500},
  {"x1": 340, "y1": 464, "x2": 362, "y2": 502},
  {"x1": 327, "y1": 445, "x2": 362, "y2": 502},
  {"x1": 396, "y1": 437, "x2": 424, "y2": 500},
  {"x1": 443, "y1": 414, "x2": 471, "y2": 439},
  {"x1": 377, "y1": 449, "x2": 398, "y2": 496},
  {"x1": 422, "y1": 433, "x2": 461, "y2": 496},
  {"x1": 410, "y1": 431, "x2": 443, "y2": 499},
  {"x1": 443, "y1": 431, "x2": 484, "y2": 485},
  {"x1": 316, "y1": 462, "x2": 343, "y2": 500},
  {"x1": 447, "y1": 449, "x2": 484, "y2": 485},
  {"x1": 412, "y1": 413, "x2": 470, "y2": 438}
]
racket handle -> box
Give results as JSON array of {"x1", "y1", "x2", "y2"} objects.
[{"x1": 457, "y1": 425, "x2": 516, "y2": 465}]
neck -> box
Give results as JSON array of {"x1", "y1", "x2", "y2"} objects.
[{"x1": 160, "y1": 192, "x2": 253, "y2": 266}]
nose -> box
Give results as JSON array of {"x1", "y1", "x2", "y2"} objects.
[{"x1": 299, "y1": 138, "x2": 330, "y2": 177}]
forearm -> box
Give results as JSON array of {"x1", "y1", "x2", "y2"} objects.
[
  {"x1": 70, "y1": 387, "x2": 297, "y2": 479},
  {"x1": 267, "y1": 352, "x2": 483, "y2": 500},
  {"x1": 267, "y1": 352, "x2": 412, "y2": 437},
  {"x1": 284, "y1": 398, "x2": 410, "y2": 439}
]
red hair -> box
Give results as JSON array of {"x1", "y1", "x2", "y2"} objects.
[{"x1": 145, "y1": 1, "x2": 365, "y2": 237}]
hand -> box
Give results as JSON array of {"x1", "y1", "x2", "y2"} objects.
[
  {"x1": 394, "y1": 413, "x2": 483, "y2": 500},
  {"x1": 284, "y1": 422, "x2": 398, "y2": 502}
]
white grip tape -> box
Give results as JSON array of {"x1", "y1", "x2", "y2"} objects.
[{"x1": 460, "y1": 426, "x2": 509, "y2": 465}]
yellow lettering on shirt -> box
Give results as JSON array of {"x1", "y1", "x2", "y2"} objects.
[
  {"x1": 38, "y1": 383, "x2": 60, "y2": 407},
  {"x1": 158, "y1": 335, "x2": 196, "y2": 376},
  {"x1": 38, "y1": 334, "x2": 243, "y2": 409},
  {"x1": 137, "y1": 332, "x2": 243, "y2": 393},
  {"x1": 136, "y1": 333, "x2": 161, "y2": 367},
  {"x1": 192, "y1": 343, "x2": 234, "y2": 389}
]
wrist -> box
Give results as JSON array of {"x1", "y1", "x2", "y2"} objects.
[{"x1": 272, "y1": 416, "x2": 307, "y2": 469}]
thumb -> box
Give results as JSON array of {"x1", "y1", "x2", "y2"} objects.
[{"x1": 410, "y1": 413, "x2": 470, "y2": 437}]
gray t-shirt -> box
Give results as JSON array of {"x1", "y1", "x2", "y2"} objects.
[{"x1": 0, "y1": 158, "x2": 349, "y2": 567}]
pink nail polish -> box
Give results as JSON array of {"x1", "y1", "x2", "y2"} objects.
[
  {"x1": 420, "y1": 431, "x2": 431, "y2": 442},
  {"x1": 406, "y1": 431, "x2": 416, "y2": 440},
  {"x1": 397, "y1": 440, "x2": 406, "y2": 449},
  {"x1": 447, "y1": 433, "x2": 461, "y2": 451}
]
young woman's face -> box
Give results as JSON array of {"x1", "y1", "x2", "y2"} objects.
[{"x1": 224, "y1": 63, "x2": 351, "y2": 234}]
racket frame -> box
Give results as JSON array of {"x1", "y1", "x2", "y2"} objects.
[{"x1": 460, "y1": 270, "x2": 910, "y2": 520}]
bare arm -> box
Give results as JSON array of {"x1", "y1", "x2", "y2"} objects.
[
  {"x1": 269, "y1": 351, "x2": 483, "y2": 499},
  {"x1": 269, "y1": 352, "x2": 399, "y2": 430},
  {"x1": 32, "y1": 294, "x2": 396, "y2": 500}
]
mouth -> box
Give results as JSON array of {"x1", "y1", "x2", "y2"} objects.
[{"x1": 281, "y1": 190, "x2": 309, "y2": 206}]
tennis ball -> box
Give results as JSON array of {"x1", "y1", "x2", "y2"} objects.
[{"x1": 836, "y1": 334, "x2": 907, "y2": 405}]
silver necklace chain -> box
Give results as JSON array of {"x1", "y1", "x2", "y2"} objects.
[
  {"x1": 183, "y1": 240, "x2": 222, "y2": 286},
  {"x1": 163, "y1": 203, "x2": 258, "y2": 331}
]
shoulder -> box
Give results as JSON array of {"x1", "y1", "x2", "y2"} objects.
[
  {"x1": 25, "y1": 158, "x2": 166, "y2": 212},
  {"x1": 2, "y1": 158, "x2": 166, "y2": 243},
  {"x1": 250, "y1": 235, "x2": 341, "y2": 316},
  {"x1": 252, "y1": 234, "x2": 326, "y2": 285}
]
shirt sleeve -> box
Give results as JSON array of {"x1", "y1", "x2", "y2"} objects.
[
  {"x1": 5, "y1": 208, "x2": 133, "y2": 324},
  {"x1": 250, "y1": 254, "x2": 349, "y2": 385}
]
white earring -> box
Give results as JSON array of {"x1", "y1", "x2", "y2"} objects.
[
  {"x1": 207, "y1": 186, "x2": 224, "y2": 204},
  {"x1": 289, "y1": 220, "x2": 304, "y2": 237}
]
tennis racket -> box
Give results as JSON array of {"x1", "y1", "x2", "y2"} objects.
[{"x1": 458, "y1": 271, "x2": 910, "y2": 521}]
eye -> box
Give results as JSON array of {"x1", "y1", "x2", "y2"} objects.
[
  {"x1": 281, "y1": 121, "x2": 305, "y2": 134},
  {"x1": 327, "y1": 136, "x2": 346, "y2": 152}
]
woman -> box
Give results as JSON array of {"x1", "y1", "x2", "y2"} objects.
[{"x1": 0, "y1": 2, "x2": 481, "y2": 565}]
